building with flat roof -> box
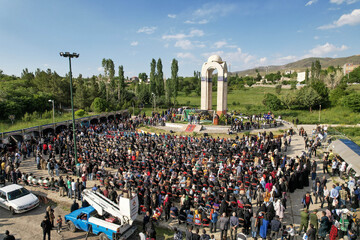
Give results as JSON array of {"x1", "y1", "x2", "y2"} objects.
[{"x1": 343, "y1": 63, "x2": 360, "y2": 75}]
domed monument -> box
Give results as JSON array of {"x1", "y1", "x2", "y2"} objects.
[{"x1": 201, "y1": 55, "x2": 228, "y2": 115}]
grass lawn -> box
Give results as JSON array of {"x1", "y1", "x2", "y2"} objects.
[
  {"x1": 1, "y1": 86, "x2": 359, "y2": 133},
  {"x1": 327, "y1": 126, "x2": 360, "y2": 146}
]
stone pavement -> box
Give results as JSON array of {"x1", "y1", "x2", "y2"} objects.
[{"x1": 13, "y1": 123, "x2": 339, "y2": 239}]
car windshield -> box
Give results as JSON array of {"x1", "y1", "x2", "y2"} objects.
[{"x1": 7, "y1": 188, "x2": 30, "y2": 200}]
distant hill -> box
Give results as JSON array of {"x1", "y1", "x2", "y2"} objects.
[{"x1": 232, "y1": 55, "x2": 360, "y2": 76}]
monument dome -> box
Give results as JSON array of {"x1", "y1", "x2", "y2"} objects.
[{"x1": 207, "y1": 55, "x2": 222, "y2": 63}]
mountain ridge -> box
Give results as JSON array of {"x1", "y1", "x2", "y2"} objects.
[{"x1": 231, "y1": 55, "x2": 360, "y2": 76}]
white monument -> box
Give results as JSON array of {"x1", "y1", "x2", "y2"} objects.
[{"x1": 201, "y1": 55, "x2": 228, "y2": 115}]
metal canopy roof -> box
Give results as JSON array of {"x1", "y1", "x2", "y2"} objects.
[{"x1": 330, "y1": 139, "x2": 360, "y2": 174}]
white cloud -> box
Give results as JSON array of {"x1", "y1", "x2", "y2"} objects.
[
  {"x1": 137, "y1": 26, "x2": 157, "y2": 34},
  {"x1": 162, "y1": 29, "x2": 204, "y2": 40},
  {"x1": 305, "y1": 0, "x2": 318, "y2": 6},
  {"x1": 164, "y1": 43, "x2": 169, "y2": 48},
  {"x1": 314, "y1": 36, "x2": 319, "y2": 40},
  {"x1": 330, "y1": 0, "x2": 358, "y2": 4},
  {"x1": 198, "y1": 19, "x2": 209, "y2": 24},
  {"x1": 175, "y1": 40, "x2": 193, "y2": 50},
  {"x1": 168, "y1": 14, "x2": 176, "y2": 18},
  {"x1": 193, "y1": 3, "x2": 236, "y2": 18},
  {"x1": 214, "y1": 41, "x2": 227, "y2": 48},
  {"x1": 319, "y1": 9, "x2": 360, "y2": 29},
  {"x1": 177, "y1": 52, "x2": 195, "y2": 59},
  {"x1": 259, "y1": 57, "x2": 267, "y2": 64},
  {"x1": 162, "y1": 33, "x2": 187, "y2": 40},
  {"x1": 185, "y1": 19, "x2": 209, "y2": 24},
  {"x1": 202, "y1": 48, "x2": 256, "y2": 68},
  {"x1": 130, "y1": 41, "x2": 138, "y2": 46},
  {"x1": 304, "y1": 42, "x2": 348, "y2": 57},
  {"x1": 97, "y1": 67, "x2": 104, "y2": 72},
  {"x1": 189, "y1": 29, "x2": 204, "y2": 37}
]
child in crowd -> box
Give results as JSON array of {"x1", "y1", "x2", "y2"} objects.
[{"x1": 57, "y1": 215, "x2": 63, "y2": 233}]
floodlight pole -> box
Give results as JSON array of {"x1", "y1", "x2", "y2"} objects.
[{"x1": 60, "y1": 52, "x2": 79, "y2": 164}]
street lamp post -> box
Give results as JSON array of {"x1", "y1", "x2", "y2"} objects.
[
  {"x1": 48, "y1": 99, "x2": 55, "y2": 124},
  {"x1": 59, "y1": 52, "x2": 79, "y2": 164},
  {"x1": 319, "y1": 104, "x2": 321, "y2": 122}
]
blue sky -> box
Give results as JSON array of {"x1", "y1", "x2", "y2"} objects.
[{"x1": 0, "y1": 0, "x2": 359, "y2": 78}]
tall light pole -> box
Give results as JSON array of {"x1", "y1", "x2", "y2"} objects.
[
  {"x1": 60, "y1": 52, "x2": 79, "y2": 164},
  {"x1": 319, "y1": 104, "x2": 321, "y2": 122},
  {"x1": 48, "y1": 99, "x2": 55, "y2": 124}
]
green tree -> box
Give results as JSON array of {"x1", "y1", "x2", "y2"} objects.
[
  {"x1": 348, "y1": 66, "x2": 360, "y2": 83},
  {"x1": 310, "y1": 79, "x2": 329, "y2": 105},
  {"x1": 297, "y1": 86, "x2": 322, "y2": 111},
  {"x1": 275, "y1": 84, "x2": 282, "y2": 94},
  {"x1": 138, "y1": 73, "x2": 148, "y2": 82},
  {"x1": 156, "y1": 58, "x2": 164, "y2": 96},
  {"x1": 91, "y1": 97, "x2": 108, "y2": 112},
  {"x1": 305, "y1": 68, "x2": 309, "y2": 83},
  {"x1": 118, "y1": 65, "x2": 125, "y2": 104},
  {"x1": 329, "y1": 83, "x2": 347, "y2": 106},
  {"x1": 281, "y1": 92, "x2": 297, "y2": 109},
  {"x1": 341, "y1": 93, "x2": 360, "y2": 112},
  {"x1": 171, "y1": 58, "x2": 179, "y2": 103},
  {"x1": 74, "y1": 81, "x2": 89, "y2": 109},
  {"x1": 255, "y1": 69, "x2": 262, "y2": 82},
  {"x1": 150, "y1": 59, "x2": 156, "y2": 94},
  {"x1": 102, "y1": 58, "x2": 115, "y2": 101},
  {"x1": 262, "y1": 93, "x2": 282, "y2": 111}
]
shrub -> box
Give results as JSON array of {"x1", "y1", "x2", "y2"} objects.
[
  {"x1": 75, "y1": 109, "x2": 85, "y2": 117},
  {"x1": 91, "y1": 97, "x2": 108, "y2": 112},
  {"x1": 22, "y1": 112, "x2": 32, "y2": 122},
  {"x1": 275, "y1": 85, "x2": 282, "y2": 95},
  {"x1": 341, "y1": 93, "x2": 360, "y2": 112},
  {"x1": 262, "y1": 93, "x2": 282, "y2": 111},
  {"x1": 41, "y1": 110, "x2": 52, "y2": 119}
]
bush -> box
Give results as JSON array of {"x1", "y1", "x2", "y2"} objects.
[
  {"x1": 262, "y1": 93, "x2": 282, "y2": 111},
  {"x1": 75, "y1": 109, "x2": 85, "y2": 117},
  {"x1": 41, "y1": 110, "x2": 52, "y2": 119},
  {"x1": 341, "y1": 93, "x2": 360, "y2": 112},
  {"x1": 275, "y1": 85, "x2": 282, "y2": 95},
  {"x1": 91, "y1": 97, "x2": 108, "y2": 112},
  {"x1": 22, "y1": 112, "x2": 32, "y2": 122}
]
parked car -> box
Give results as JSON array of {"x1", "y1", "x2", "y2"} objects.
[{"x1": 0, "y1": 184, "x2": 39, "y2": 214}]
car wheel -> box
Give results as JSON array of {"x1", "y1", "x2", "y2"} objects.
[
  {"x1": 99, "y1": 233, "x2": 109, "y2": 240},
  {"x1": 9, "y1": 207, "x2": 15, "y2": 215},
  {"x1": 67, "y1": 221, "x2": 76, "y2": 232}
]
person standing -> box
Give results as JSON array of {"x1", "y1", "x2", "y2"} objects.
[
  {"x1": 250, "y1": 213, "x2": 258, "y2": 239},
  {"x1": 306, "y1": 224, "x2": 316, "y2": 240},
  {"x1": 302, "y1": 192, "x2": 313, "y2": 210},
  {"x1": 309, "y1": 210, "x2": 319, "y2": 237},
  {"x1": 3, "y1": 230, "x2": 15, "y2": 240},
  {"x1": 219, "y1": 213, "x2": 229, "y2": 240},
  {"x1": 318, "y1": 211, "x2": 330, "y2": 240},
  {"x1": 186, "y1": 226, "x2": 193, "y2": 240},
  {"x1": 299, "y1": 209, "x2": 309, "y2": 235},
  {"x1": 270, "y1": 215, "x2": 282, "y2": 239},
  {"x1": 210, "y1": 210, "x2": 219, "y2": 233},
  {"x1": 229, "y1": 212, "x2": 239, "y2": 240},
  {"x1": 41, "y1": 215, "x2": 52, "y2": 240}
]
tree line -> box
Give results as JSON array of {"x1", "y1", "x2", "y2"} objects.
[{"x1": 262, "y1": 60, "x2": 360, "y2": 113}]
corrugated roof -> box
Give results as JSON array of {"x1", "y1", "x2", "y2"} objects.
[{"x1": 331, "y1": 139, "x2": 360, "y2": 174}]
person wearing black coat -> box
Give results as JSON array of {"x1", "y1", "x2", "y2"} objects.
[{"x1": 41, "y1": 215, "x2": 52, "y2": 240}]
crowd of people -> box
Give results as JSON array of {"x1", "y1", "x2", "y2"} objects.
[{"x1": 1, "y1": 115, "x2": 360, "y2": 240}]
